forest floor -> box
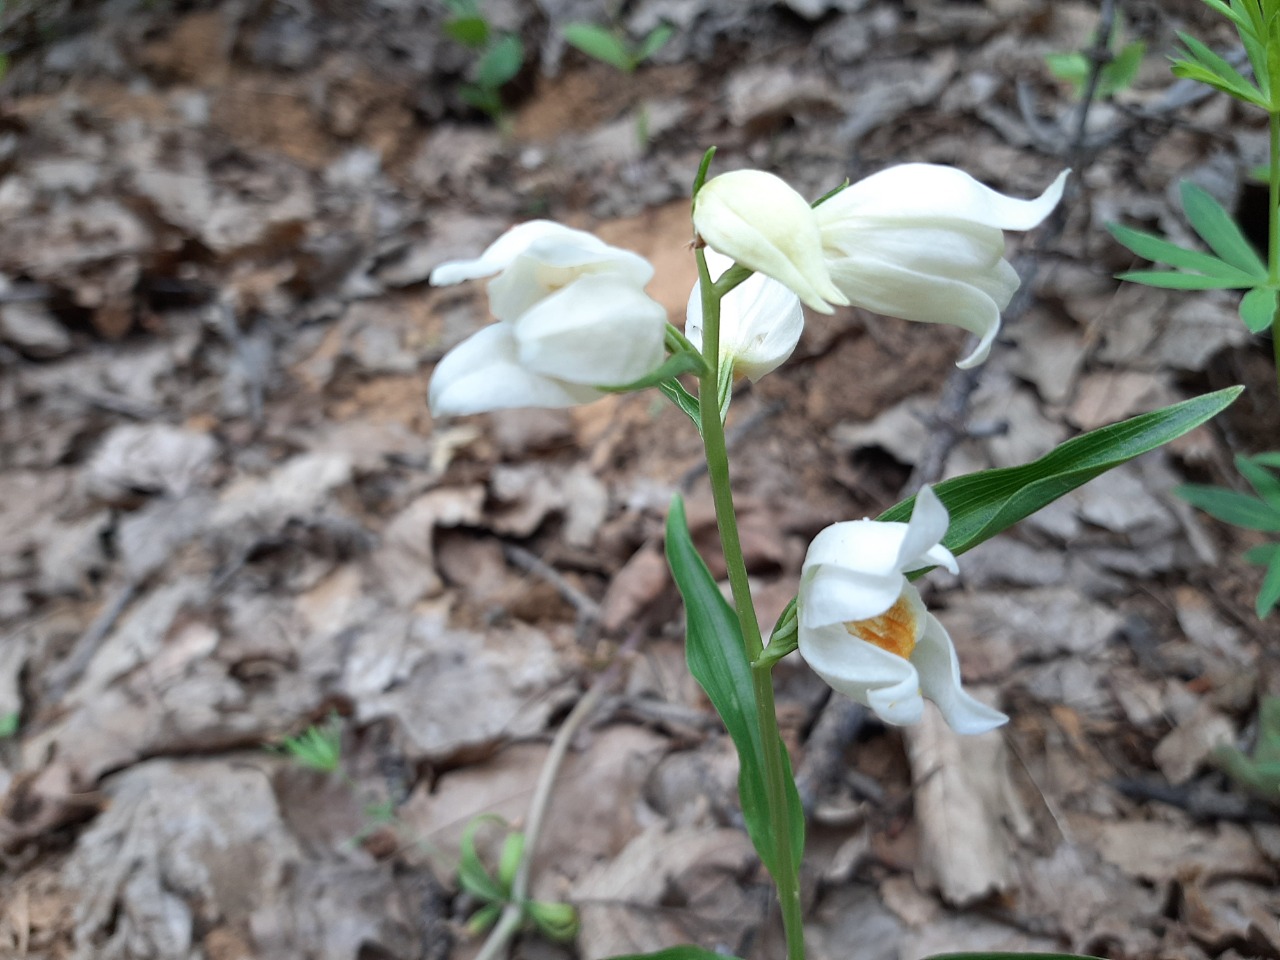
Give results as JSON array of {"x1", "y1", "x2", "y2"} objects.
[{"x1": 0, "y1": 1, "x2": 1278, "y2": 959}]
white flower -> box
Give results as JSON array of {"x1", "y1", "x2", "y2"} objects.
[
  {"x1": 797, "y1": 486, "x2": 1008, "y2": 734},
  {"x1": 685, "y1": 251, "x2": 804, "y2": 382},
  {"x1": 693, "y1": 170, "x2": 849, "y2": 315},
  {"x1": 816, "y1": 165, "x2": 1068, "y2": 369},
  {"x1": 429, "y1": 221, "x2": 668, "y2": 415}
]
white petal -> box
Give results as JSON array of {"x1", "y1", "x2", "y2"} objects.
[
  {"x1": 514, "y1": 275, "x2": 667, "y2": 386},
  {"x1": 430, "y1": 220, "x2": 579, "y2": 286},
  {"x1": 803, "y1": 520, "x2": 912, "y2": 575},
  {"x1": 687, "y1": 254, "x2": 804, "y2": 382},
  {"x1": 428, "y1": 324, "x2": 601, "y2": 415},
  {"x1": 799, "y1": 563, "x2": 905, "y2": 628},
  {"x1": 694, "y1": 170, "x2": 848, "y2": 314},
  {"x1": 825, "y1": 252, "x2": 1004, "y2": 368},
  {"x1": 799, "y1": 619, "x2": 925, "y2": 726},
  {"x1": 820, "y1": 165, "x2": 1068, "y2": 230},
  {"x1": 912, "y1": 613, "x2": 1008, "y2": 734},
  {"x1": 896, "y1": 486, "x2": 957, "y2": 574}
]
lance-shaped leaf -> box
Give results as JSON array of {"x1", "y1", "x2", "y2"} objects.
[
  {"x1": 1244, "y1": 543, "x2": 1280, "y2": 618},
  {"x1": 1108, "y1": 223, "x2": 1261, "y2": 287},
  {"x1": 664, "y1": 496, "x2": 804, "y2": 876},
  {"x1": 878, "y1": 387, "x2": 1243, "y2": 557},
  {"x1": 609, "y1": 948, "x2": 745, "y2": 960},
  {"x1": 1180, "y1": 182, "x2": 1267, "y2": 277}
]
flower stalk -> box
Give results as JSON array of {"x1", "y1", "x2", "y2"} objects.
[{"x1": 694, "y1": 248, "x2": 806, "y2": 960}]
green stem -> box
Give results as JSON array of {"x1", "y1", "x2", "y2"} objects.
[
  {"x1": 1270, "y1": 110, "x2": 1280, "y2": 401},
  {"x1": 694, "y1": 250, "x2": 806, "y2": 960}
]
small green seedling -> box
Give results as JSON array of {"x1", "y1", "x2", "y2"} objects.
[
  {"x1": 1215, "y1": 695, "x2": 1280, "y2": 803},
  {"x1": 459, "y1": 815, "x2": 578, "y2": 942},
  {"x1": 274, "y1": 714, "x2": 343, "y2": 773},
  {"x1": 0, "y1": 711, "x2": 18, "y2": 738},
  {"x1": 562, "y1": 21, "x2": 673, "y2": 74},
  {"x1": 443, "y1": 0, "x2": 524, "y2": 128},
  {"x1": 1109, "y1": 180, "x2": 1275, "y2": 333},
  {"x1": 1045, "y1": 17, "x2": 1145, "y2": 100},
  {"x1": 1177, "y1": 452, "x2": 1280, "y2": 618}
]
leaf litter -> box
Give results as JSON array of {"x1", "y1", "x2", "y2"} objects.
[{"x1": 0, "y1": 1, "x2": 1278, "y2": 959}]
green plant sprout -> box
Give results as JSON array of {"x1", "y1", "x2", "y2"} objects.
[
  {"x1": 561, "y1": 21, "x2": 673, "y2": 74},
  {"x1": 1109, "y1": 0, "x2": 1280, "y2": 620},
  {"x1": 273, "y1": 715, "x2": 343, "y2": 773},
  {"x1": 1045, "y1": 17, "x2": 1146, "y2": 99},
  {"x1": 562, "y1": 20, "x2": 673, "y2": 151},
  {"x1": 1214, "y1": 694, "x2": 1280, "y2": 802},
  {"x1": 458, "y1": 816, "x2": 578, "y2": 948},
  {"x1": 444, "y1": 0, "x2": 524, "y2": 130},
  {"x1": 0, "y1": 711, "x2": 18, "y2": 739}
]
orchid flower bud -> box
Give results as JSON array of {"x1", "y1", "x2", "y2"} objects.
[
  {"x1": 693, "y1": 170, "x2": 849, "y2": 315},
  {"x1": 428, "y1": 221, "x2": 667, "y2": 415},
  {"x1": 798, "y1": 486, "x2": 1008, "y2": 734},
  {"x1": 817, "y1": 165, "x2": 1068, "y2": 368},
  {"x1": 685, "y1": 251, "x2": 804, "y2": 382}
]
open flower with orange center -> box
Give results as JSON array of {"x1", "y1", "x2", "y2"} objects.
[{"x1": 797, "y1": 486, "x2": 1008, "y2": 734}]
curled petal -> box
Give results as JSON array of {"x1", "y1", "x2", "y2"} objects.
[
  {"x1": 799, "y1": 618, "x2": 923, "y2": 725},
  {"x1": 822, "y1": 165, "x2": 1068, "y2": 230},
  {"x1": 895, "y1": 486, "x2": 957, "y2": 574},
  {"x1": 694, "y1": 170, "x2": 848, "y2": 314},
  {"x1": 800, "y1": 562, "x2": 906, "y2": 629},
  {"x1": 912, "y1": 614, "x2": 1009, "y2": 734},
  {"x1": 429, "y1": 324, "x2": 603, "y2": 415}
]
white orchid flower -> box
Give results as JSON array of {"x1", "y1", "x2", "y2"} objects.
[
  {"x1": 693, "y1": 170, "x2": 849, "y2": 315},
  {"x1": 798, "y1": 486, "x2": 1008, "y2": 734},
  {"x1": 816, "y1": 165, "x2": 1068, "y2": 369},
  {"x1": 685, "y1": 251, "x2": 804, "y2": 382},
  {"x1": 428, "y1": 221, "x2": 667, "y2": 415}
]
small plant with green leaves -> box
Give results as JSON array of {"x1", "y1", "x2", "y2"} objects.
[
  {"x1": 561, "y1": 19, "x2": 673, "y2": 151},
  {"x1": 561, "y1": 21, "x2": 672, "y2": 74},
  {"x1": 1045, "y1": 17, "x2": 1146, "y2": 99},
  {"x1": 1109, "y1": 0, "x2": 1280, "y2": 621},
  {"x1": 444, "y1": 0, "x2": 524, "y2": 130},
  {"x1": 458, "y1": 816, "x2": 578, "y2": 947},
  {"x1": 274, "y1": 715, "x2": 344, "y2": 773},
  {"x1": 1215, "y1": 694, "x2": 1280, "y2": 802}
]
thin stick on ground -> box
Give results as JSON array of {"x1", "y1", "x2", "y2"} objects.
[{"x1": 472, "y1": 627, "x2": 643, "y2": 960}]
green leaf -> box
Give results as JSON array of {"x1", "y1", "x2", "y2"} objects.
[
  {"x1": 526, "y1": 900, "x2": 579, "y2": 941},
  {"x1": 1176, "y1": 484, "x2": 1280, "y2": 531},
  {"x1": 879, "y1": 388, "x2": 1244, "y2": 556},
  {"x1": 475, "y1": 33, "x2": 523, "y2": 90},
  {"x1": 1095, "y1": 40, "x2": 1146, "y2": 96},
  {"x1": 563, "y1": 22, "x2": 634, "y2": 72},
  {"x1": 1257, "y1": 548, "x2": 1280, "y2": 617},
  {"x1": 458, "y1": 815, "x2": 510, "y2": 903},
  {"x1": 446, "y1": 15, "x2": 490, "y2": 47},
  {"x1": 1244, "y1": 543, "x2": 1280, "y2": 565},
  {"x1": 1108, "y1": 223, "x2": 1260, "y2": 285},
  {"x1": 635, "y1": 23, "x2": 674, "y2": 63},
  {"x1": 1236, "y1": 454, "x2": 1280, "y2": 510},
  {"x1": 459, "y1": 83, "x2": 502, "y2": 117},
  {"x1": 600, "y1": 351, "x2": 705, "y2": 392},
  {"x1": 0, "y1": 711, "x2": 16, "y2": 738},
  {"x1": 1180, "y1": 182, "x2": 1268, "y2": 277},
  {"x1": 465, "y1": 901, "x2": 503, "y2": 935},
  {"x1": 925, "y1": 954, "x2": 1106, "y2": 960},
  {"x1": 1214, "y1": 696, "x2": 1280, "y2": 800},
  {"x1": 1045, "y1": 51, "x2": 1089, "y2": 93},
  {"x1": 608, "y1": 949, "x2": 745, "y2": 960},
  {"x1": 664, "y1": 496, "x2": 804, "y2": 877},
  {"x1": 1115, "y1": 270, "x2": 1254, "y2": 290},
  {"x1": 274, "y1": 716, "x2": 343, "y2": 773},
  {"x1": 1240, "y1": 285, "x2": 1278, "y2": 333},
  {"x1": 1253, "y1": 451, "x2": 1280, "y2": 469},
  {"x1": 658, "y1": 379, "x2": 701, "y2": 432},
  {"x1": 1172, "y1": 32, "x2": 1267, "y2": 105},
  {"x1": 497, "y1": 830, "x2": 524, "y2": 889}
]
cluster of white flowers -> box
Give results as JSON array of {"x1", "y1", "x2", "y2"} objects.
[{"x1": 427, "y1": 163, "x2": 1065, "y2": 733}]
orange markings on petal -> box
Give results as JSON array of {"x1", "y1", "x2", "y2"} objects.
[{"x1": 845, "y1": 593, "x2": 919, "y2": 660}]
